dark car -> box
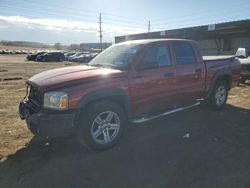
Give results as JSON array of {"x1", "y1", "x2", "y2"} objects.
[
  {"x1": 26, "y1": 52, "x2": 46, "y2": 61},
  {"x1": 241, "y1": 62, "x2": 250, "y2": 83},
  {"x1": 36, "y1": 52, "x2": 65, "y2": 62}
]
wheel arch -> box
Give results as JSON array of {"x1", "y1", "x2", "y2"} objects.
[
  {"x1": 74, "y1": 88, "x2": 131, "y2": 127},
  {"x1": 206, "y1": 69, "x2": 232, "y2": 98}
]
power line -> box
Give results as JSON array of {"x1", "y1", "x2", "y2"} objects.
[
  {"x1": 151, "y1": 0, "x2": 250, "y2": 24},
  {"x1": 152, "y1": 3, "x2": 250, "y2": 27},
  {"x1": 2, "y1": 0, "x2": 249, "y2": 32},
  {"x1": 1, "y1": 1, "x2": 250, "y2": 39},
  {"x1": 1, "y1": 0, "x2": 147, "y2": 25},
  {"x1": 0, "y1": 4, "x2": 147, "y2": 28}
]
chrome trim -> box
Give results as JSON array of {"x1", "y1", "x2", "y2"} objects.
[{"x1": 132, "y1": 102, "x2": 200, "y2": 124}]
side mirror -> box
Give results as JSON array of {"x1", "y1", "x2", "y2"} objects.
[{"x1": 235, "y1": 48, "x2": 247, "y2": 59}]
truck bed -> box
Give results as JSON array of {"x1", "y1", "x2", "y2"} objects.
[
  {"x1": 203, "y1": 55, "x2": 240, "y2": 92},
  {"x1": 203, "y1": 55, "x2": 235, "y2": 62}
]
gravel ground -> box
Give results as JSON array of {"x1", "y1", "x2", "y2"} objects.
[{"x1": 0, "y1": 55, "x2": 250, "y2": 188}]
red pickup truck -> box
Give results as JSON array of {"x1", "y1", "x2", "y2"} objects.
[{"x1": 19, "y1": 39, "x2": 240, "y2": 150}]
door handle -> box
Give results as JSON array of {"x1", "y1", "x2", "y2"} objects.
[
  {"x1": 194, "y1": 68, "x2": 202, "y2": 79},
  {"x1": 164, "y1": 72, "x2": 174, "y2": 78},
  {"x1": 133, "y1": 75, "x2": 143, "y2": 79},
  {"x1": 195, "y1": 68, "x2": 202, "y2": 73}
]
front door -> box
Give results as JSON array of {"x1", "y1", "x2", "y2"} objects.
[{"x1": 129, "y1": 42, "x2": 177, "y2": 117}]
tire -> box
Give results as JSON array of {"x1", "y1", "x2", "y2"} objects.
[
  {"x1": 206, "y1": 80, "x2": 228, "y2": 110},
  {"x1": 77, "y1": 101, "x2": 125, "y2": 151}
]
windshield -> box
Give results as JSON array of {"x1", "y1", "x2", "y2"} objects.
[{"x1": 89, "y1": 43, "x2": 143, "y2": 69}]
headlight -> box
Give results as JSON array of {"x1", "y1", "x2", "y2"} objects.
[{"x1": 43, "y1": 91, "x2": 69, "y2": 110}]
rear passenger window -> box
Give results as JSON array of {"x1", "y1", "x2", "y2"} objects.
[
  {"x1": 157, "y1": 45, "x2": 172, "y2": 67},
  {"x1": 140, "y1": 44, "x2": 172, "y2": 69},
  {"x1": 174, "y1": 42, "x2": 196, "y2": 64}
]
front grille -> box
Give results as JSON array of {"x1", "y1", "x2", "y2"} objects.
[
  {"x1": 28, "y1": 84, "x2": 41, "y2": 111},
  {"x1": 29, "y1": 85, "x2": 41, "y2": 102}
]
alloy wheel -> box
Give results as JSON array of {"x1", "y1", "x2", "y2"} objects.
[{"x1": 91, "y1": 111, "x2": 120, "y2": 145}]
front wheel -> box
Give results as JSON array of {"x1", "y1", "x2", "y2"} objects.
[
  {"x1": 77, "y1": 101, "x2": 125, "y2": 150},
  {"x1": 206, "y1": 80, "x2": 228, "y2": 110}
]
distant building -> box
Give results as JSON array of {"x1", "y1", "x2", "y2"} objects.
[
  {"x1": 115, "y1": 19, "x2": 250, "y2": 55},
  {"x1": 80, "y1": 43, "x2": 112, "y2": 51}
]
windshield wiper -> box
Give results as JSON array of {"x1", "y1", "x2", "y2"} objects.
[{"x1": 90, "y1": 64, "x2": 117, "y2": 69}]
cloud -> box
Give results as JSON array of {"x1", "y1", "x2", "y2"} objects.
[
  {"x1": 0, "y1": 15, "x2": 148, "y2": 43},
  {"x1": 0, "y1": 19, "x2": 98, "y2": 43},
  {"x1": 0, "y1": 15, "x2": 145, "y2": 35}
]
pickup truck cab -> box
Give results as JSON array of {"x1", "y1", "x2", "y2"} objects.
[{"x1": 19, "y1": 39, "x2": 241, "y2": 150}]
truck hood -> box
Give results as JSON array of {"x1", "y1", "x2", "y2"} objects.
[{"x1": 28, "y1": 65, "x2": 127, "y2": 91}]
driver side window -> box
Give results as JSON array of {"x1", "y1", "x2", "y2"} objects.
[{"x1": 140, "y1": 44, "x2": 171, "y2": 70}]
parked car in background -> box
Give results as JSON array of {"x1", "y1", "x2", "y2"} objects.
[
  {"x1": 89, "y1": 52, "x2": 99, "y2": 61},
  {"x1": 36, "y1": 52, "x2": 65, "y2": 62},
  {"x1": 64, "y1": 52, "x2": 76, "y2": 61},
  {"x1": 69, "y1": 52, "x2": 99, "y2": 63},
  {"x1": 27, "y1": 52, "x2": 46, "y2": 61},
  {"x1": 19, "y1": 39, "x2": 240, "y2": 150},
  {"x1": 235, "y1": 48, "x2": 250, "y2": 83},
  {"x1": 2, "y1": 50, "x2": 11, "y2": 54},
  {"x1": 71, "y1": 52, "x2": 91, "y2": 62},
  {"x1": 68, "y1": 52, "x2": 86, "y2": 61}
]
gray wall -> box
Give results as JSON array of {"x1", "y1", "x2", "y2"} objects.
[{"x1": 199, "y1": 37, "x2": 250, "y2": 56}]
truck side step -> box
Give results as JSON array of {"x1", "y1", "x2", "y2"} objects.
[{"x1": 132, "y1": 102, "x2": 200, "y2": 124}]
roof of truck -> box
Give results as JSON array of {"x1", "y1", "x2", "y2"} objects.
[{"x1": 118, "y1": 38, "x2": 195, "y2": 45}]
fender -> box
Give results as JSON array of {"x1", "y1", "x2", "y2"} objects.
[
  {"x1": 74, "y1": 88, "x2": 132, "y2": 125},
  {"x1": 206, "y1": 68, "x2": 232, "y2": 98}
]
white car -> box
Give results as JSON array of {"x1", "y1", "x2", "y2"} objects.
[{"x1": 235, "y1": 48, "x2": 250, "y2": 83}]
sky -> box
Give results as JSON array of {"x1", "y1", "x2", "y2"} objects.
[{"x1": 0, "y1": 0, "x2": 249, "y2": 44}]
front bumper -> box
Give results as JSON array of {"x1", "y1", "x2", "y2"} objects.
[{"x1": 19, "y1": 101, "x2": 75, "y2": 138}]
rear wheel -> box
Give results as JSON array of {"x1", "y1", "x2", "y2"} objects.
[
  {"x1": 206, "y1": 80, "x2": 228, "y2": 110},
  {"x1": 77, "y1": 101, "x2": 125, "y2": 150}
]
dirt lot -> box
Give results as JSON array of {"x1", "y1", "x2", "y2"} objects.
[{"x1": 0, "y1": 55, "x2": 250, "y2": 188}]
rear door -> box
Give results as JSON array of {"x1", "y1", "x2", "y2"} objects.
[
  {"x1": 129, "y1": 42, "x2": 177, "y2": 117},
  {"x1": 52, "y1": 53, "x2": 57, "y2": 61},
  {"x1": 47, "y1": 53, "x2": 52, "y2": 61},
  {"x1": 173, "y1": 41, "x2": 205, "y2": 104}
]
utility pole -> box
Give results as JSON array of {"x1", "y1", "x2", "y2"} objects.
[
  {"x1": 148, "y1": 20, "x2": 150, "y2": 32},
  {"x1": 98, "y1": 13, "x2": 103, "y2": 51}
]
